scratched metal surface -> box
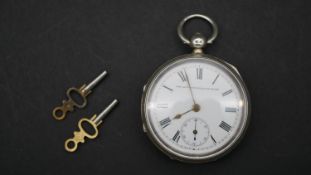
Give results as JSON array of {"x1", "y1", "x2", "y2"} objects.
[{"x1": 0, "y1": 0, "x2": 310, "y2": 174}]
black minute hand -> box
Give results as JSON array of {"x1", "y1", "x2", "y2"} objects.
[
  {"x1": 184, "y1": 69, "x2": 200, "y2": 112},
  {"x1": 184, "y1": 69, "x2": 196, "y2": 105}
]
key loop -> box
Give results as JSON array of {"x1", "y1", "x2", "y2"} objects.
[
  {"x1": 53, "y1": 106, "x2": 67, "y2": 120},
  {"x1": 65, "y1": 139, "x2": 77, "y2": 152},
  {"x1": 66, "y1": 87, "x2": 88, "y2": 108},
  {"x1": 177, "y1": 14, "x2": 218, "y2": 45},
  {"x1": 78, "y1": 117, "x2": 99, "y2": 139}
]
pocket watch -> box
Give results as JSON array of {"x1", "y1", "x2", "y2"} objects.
[{"x1": 141, "y1": 14, "x2": 250, "y2": 163}]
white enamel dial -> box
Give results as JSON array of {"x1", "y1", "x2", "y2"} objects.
[{"x1": 142, "y1": 55, "x2": 249, "y2": 162}]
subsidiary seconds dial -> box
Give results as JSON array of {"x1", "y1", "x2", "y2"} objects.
[{"x1": 181, "y1": 118, "x2": 210, "y2": 147}]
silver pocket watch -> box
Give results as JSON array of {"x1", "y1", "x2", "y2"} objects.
[{"x1": 141, "y1": 14, "x2": 250, "y2": 163}]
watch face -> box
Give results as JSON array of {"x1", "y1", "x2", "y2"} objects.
[{"x1": 142, "y1": 55, "x2": 250, "y2": 162}]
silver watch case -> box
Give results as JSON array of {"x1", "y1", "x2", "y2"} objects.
[{"x1": 141, "y1": 53, "x2": 251, "y2": 163}]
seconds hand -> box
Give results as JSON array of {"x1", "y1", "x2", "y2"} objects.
[{"x1": 193, "y1": 119, "x2": 198, "y2": 141}]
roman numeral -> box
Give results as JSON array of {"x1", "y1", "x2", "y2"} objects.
[
  {"x1": 225, "y1": 107, "x2": 237, "y2": 112},
  {"x1": 219, "y1": 121, "x2": 231, "y2": 132},
  {"x1": 212, "y1": 74, "x2": 219, "y2": 85},
  {"x1": 172, "y1": 130, "x2": 181, "y2": 142},
  {"x1": 196, "y1": 67, "x2": 203, "y2": 80},
  {"x1": 159, "y1": 117, "x2": 171, "y2": 128},
  {"x1": 222, "y1": 89, "x2": 232, "y2": 96},
  {"x1": 177, "y1": 71, "x2": 187, "y2": 82},
  {"x1": 210, "y1": 135, "x2": 216, "y2": 144},
  {"x1": 163, "y1": 85, "x2": 173, "y2": 92}
]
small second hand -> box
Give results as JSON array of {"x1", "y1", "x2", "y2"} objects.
[{"x1": 193, "y1": 119, "x2": 198, "y2": 141}]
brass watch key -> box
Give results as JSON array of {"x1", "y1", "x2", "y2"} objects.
[
  {"x1": 52, "y1": 71, "x2": 107, "y2": 120},
  {"x1": 65, "y1": 99, "x2": 118, "y2": 152}
]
